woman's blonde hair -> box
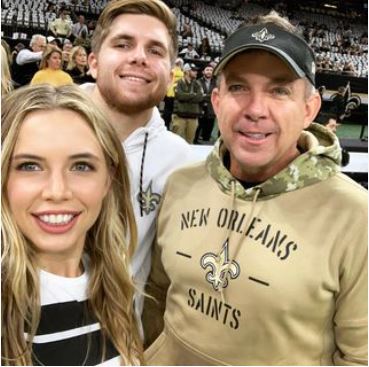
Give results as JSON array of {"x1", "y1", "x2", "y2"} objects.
[
  {"x1": 1, "y1": 84, "x2": 143, "y2": 365},
  {"x1": 39, "y1": 45, "x2": 62, "y2": 70},
  {"x1": 66, "y1": 45, "x2": 87, "y2": 71},
  {"x1": 1, "y1": 44, "x2": 13, "y2": 95}
]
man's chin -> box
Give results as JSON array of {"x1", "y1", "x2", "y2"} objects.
[
  {"x1": 107, "y1": 97, "x2": 157, "y2": 114},
  {"x1": 99, "y1": 88, "x2": 162, "y2": 114}
]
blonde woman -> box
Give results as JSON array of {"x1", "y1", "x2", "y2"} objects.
[
  {"x1": 66, "y1": 46, "x2": 94, "y2": 84},
  {"x1": 30, "y1": 45, "x2": 73, "y2": 86},
  {"x1": 1, "y1": 44, "x2": 13, "y2": 95},
  {"x1": 1, "y1": 84, "x2": 143, "y2": 365}
]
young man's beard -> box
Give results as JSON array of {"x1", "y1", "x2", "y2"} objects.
[{"x1": 98, "y1": 82, "x2": 165, "y2": 115}]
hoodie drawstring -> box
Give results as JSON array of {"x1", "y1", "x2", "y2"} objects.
[
  {"x1": 219, "y1": 180, "x2": 237, "y2": 304},
  {"x1": 139, "y1": 132, "x2": 149, "y2": 217},
  {"x1": 219, "y1": 181, "x2": 261, "y2": 304}
]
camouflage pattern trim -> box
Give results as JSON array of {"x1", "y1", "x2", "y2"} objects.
[{"x1": 206, "y1": 123, "x2": 341, "y2": 201}]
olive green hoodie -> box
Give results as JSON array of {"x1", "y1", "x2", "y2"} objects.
[{"x1": 143, "y1": 123, "x2": 367, "y2": 365}]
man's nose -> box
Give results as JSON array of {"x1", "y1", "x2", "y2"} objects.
[
  {"x1": 244, "y1": 92, "x2": 268, "y2": 122},
  {"x1": 129, "y1": 45, "x2": 148, "y2": 65}
]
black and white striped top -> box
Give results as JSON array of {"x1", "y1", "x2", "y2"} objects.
[{"x1": 28, "y1": 265, "x2": 121, "y2": 366}]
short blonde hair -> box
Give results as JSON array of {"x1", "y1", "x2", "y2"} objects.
[{"x1": 91, "y1": 0, "x2": 178, "y2": 64}]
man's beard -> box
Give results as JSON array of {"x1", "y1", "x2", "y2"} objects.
[{"x1": 98, "y1": 81, "x2": 165, "y2": 115}]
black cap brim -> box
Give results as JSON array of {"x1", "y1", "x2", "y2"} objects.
[{"x1": 213, "y1": 24, "x2": 316, "y2": 86}]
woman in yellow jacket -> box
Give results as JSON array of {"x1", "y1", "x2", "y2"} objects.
[
  {"x1": 31, "y1": 45, "x2": 73, "y2": 86},
  {"x1": 162, "y1": 57, "x2": 184, "y2": 129}
]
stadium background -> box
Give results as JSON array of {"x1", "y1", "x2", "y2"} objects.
[{"x1": 1, "y1": 0, "x2": 367, "y2": 185}]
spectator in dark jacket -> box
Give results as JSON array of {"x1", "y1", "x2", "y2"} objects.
[
  {"x1": 197, "y1": 37, "x2": 211, "y2": 58},
  {"x1": 171, "y1": 63, "x2": 203, "y2": 143},
  {"x1": 66, "y1": 46, "x2": 94, "y2": 84},
  {"x1": 195, "y1": 64, "x2": 217, "y2": 144}
]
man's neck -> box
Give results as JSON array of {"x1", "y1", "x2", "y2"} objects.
[{"x1": 91, "y1": 85, "x2": 153, "y2": 142}]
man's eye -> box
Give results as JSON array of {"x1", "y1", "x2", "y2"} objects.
[
  {"x1": 228, "y1": 85, "x2": 245, "y2": 92},
  {"x1": 272, "y1": 87, "x2": 290, "y2": 96},
  {"x1": 16, "y1": 162, "x2": 41, "y2": 171},
  {"x1": 71, "y1": 162, "x2": 94, "y2": 172},
  {"x1": 115, "y1": 43, "x2": 130, "y2": 49},
  {"x1": 149, "y1": 47, "x2": 165, "y2": 56}
]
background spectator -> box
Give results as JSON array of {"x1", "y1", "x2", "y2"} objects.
[
  {"x1": 71, "y1": 15, "x2": 88, "y2": 43},
  {"x1": 48, "y1": 8, "x2": 72, "y2": 40},
  {"x1": 14, "y1": 34, "x2": 46, "y2": 86},
  {"x1": 163, "y1": 57, "x2": 184, "y2": 130},
  {"x1": 30, "y1": 45, "x2": 73, "y2": 86},
  {"x1": 197, "y1": 37, "x2": 212, "y2": 58},
  {"x1": 61, "y1": 40, "x2": 73, "y2": 69},
  {"x1": 195, "y1": 64, "x2": 217, "y2": 143},
  {"x1": 179, "y1": 42, "x2": 199, "y2": 59},
  {"x1": 66, "y1": 45, "x2": 94, "y2": 84},
  {"x1": 180, "y1": 21, "x2": 193, "y2": 38},
  {"x1": 172, "y1": 63, "x2": 203, "y2": 143}
]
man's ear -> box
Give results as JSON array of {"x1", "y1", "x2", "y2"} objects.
[
  {"x1": 211, "y1": 87, "x2": 220, "y2": 117},
  {"x1": 304, "y1": 91, "x2": 322, "y2": 129},
  {"x1": 88, "y1": 52, "x2": 98, "y2": 79}
]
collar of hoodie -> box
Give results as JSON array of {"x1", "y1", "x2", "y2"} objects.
[
  {"x1": 208, "y1": 122, "x2": 341, "y2": 304},
  {"x1": 123, "y1": 106, "x2": 166, "y2": 153},
  {"x1": 206, "y1": 123, "x2": 341, "y2": 201}
]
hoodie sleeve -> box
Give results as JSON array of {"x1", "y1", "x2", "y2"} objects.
[
  {"x1": 142, "y1": 233, "x2": 170, "y2": 349},
  {"x1": 333, "y1": 205, "x2": 368, "y2": 366}
]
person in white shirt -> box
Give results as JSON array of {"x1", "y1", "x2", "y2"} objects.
[
  {"x1": 14, "y1": 34, "x2": 46, "y2": 85},
  {"x1": 72, "y1": 15, "x2": 88, "y2": 42},
  {"x1": 179, "y1": 42, "x2": 200, "y2": 59},
  {"x1": 81, "y1": 0, "x2": 192, "y2": 331}
]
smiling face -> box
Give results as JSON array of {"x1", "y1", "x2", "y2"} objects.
[
  {"x1": 212, "y1": 51, "x2": 320, "y2": 182},
  {"x1": 6, "y1": 109, "x2": 111, "y2": 267},
  {"x1": 88, "y1": 13, "x2": 172, "y2": 114}
]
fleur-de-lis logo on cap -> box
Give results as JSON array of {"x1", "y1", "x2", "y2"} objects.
[
  {"x1": 251, "y1": 27, "x2": 275, "y2": 43},
  {"x1": 200, "y1": 239, "x2": 240, "y2": 291}
]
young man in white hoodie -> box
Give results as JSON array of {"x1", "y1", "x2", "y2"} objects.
[{"x1": 81, "y1": 0, "x2": 191, "y2": 322}]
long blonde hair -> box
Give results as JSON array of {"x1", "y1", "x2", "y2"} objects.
[
  {"x1": 1, "y1": 44, "x2": 13, "y2": 95},
  {"x1": 1, "y1": 84, "x2": 143, "y2": 365}
]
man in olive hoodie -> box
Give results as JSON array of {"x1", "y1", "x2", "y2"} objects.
[{"x1": 142, "y1": 11, "x2": 368, "y2": 366}]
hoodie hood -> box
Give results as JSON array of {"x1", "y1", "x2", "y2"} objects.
[{"x1": 206, "y1": 123, "x2": 341, "y2": 200}]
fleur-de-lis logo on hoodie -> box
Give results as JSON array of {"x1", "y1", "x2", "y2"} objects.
[
  {"x1": 251, "y1": 27, "x2": 275, "y2": 43},
  {"x1": 137, "y1": 181, "x2": 161, "y2": 215},
  {"x1": 200, "y1": 239, "x2": 240, "y2": 291}
]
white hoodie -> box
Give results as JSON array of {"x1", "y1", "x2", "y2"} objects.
[
  {"x1": 123, "y1": 106, "x2": 191, "y2": 317},
  {"x1": 80, "y1": 83, "x2": 192, "y2": 319}
]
